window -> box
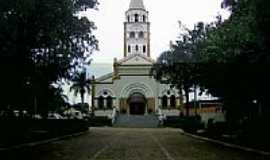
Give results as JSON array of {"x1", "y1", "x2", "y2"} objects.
[
  {"x1": 135, "y1": 14, "x2": 139, "y2": 22},
  {"x1": 143, "y1": 15, "x2": 146, "y2": 22},
  {"x1": 130, "y1": 32, "x2": 135, "y2": 38},
  {"x1": 135, "y1": 45, "x2": 139, "y2": 51},
  {"x1": 107, "y1": 96, "x2": 113, "y2": 109},
  {"x1": 170, "y1": 95, "x2": 176, "y2": 108},
  {"x1": 143, "y1": 45, "x2": 146, "y2": 53},
  {"x1": 162, "y1": 96, "x2": 168, "y2": 108},
  {"x1": 139, "y1": 31, "x2": 144, "y2": 38},
  {"x1": 98, "y1": 96, "x2": 104, "y2": 109},
  {"x1": 127, "y1": 15, "x2": 130, "y2": 22},
  {"x1": 128, "y1": 45, "x2": 131, "y2": 53}
]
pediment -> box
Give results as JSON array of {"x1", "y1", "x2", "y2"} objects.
[{"x1": 118, "y1": 54, "x2": 155, "y2": 65}]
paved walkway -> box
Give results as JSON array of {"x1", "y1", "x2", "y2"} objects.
[{"x1": 1, "y1": 128, "x2": 269, "y2": 160}]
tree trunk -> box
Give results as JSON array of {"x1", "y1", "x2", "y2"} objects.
[
  {"x1": 80, "y1": 92, "x2": 85, "y2": 104},
  {"x1": 184, "y1": 86, "x2": 190, "y2": 117},
  {"x1": 194, "y1": 85, "x2": 198, "y2": 115},
  {"x1": 178, "y1": 85, "x2": 184, "y2": 112},
  {"x1": 91, "y1": 83, "x2": 96, "y2": 116}
]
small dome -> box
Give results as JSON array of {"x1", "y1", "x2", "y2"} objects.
[{"x1": 129, "y1": 0, "x2": 145, "y2": 10}]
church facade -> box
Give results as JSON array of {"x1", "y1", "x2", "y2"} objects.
[{"x1": 92, "y1": 0, "x2": 181, "y2": 116}]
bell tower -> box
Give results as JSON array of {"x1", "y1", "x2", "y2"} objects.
[{"x1": 124, "y1": 0, "x2": 150, "y2": 57}]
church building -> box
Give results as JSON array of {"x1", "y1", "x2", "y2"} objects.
[{"x1": 92, "y1": 0, "x2": 181, "y2": 116}]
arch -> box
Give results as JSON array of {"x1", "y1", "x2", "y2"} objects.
[
  {"x1": 170, "y1": 95, "x2": 176, "y2": 108},
  {"x1": 98, "y1": 96, "x2": 104, "y2": 109},
  {"x1": 127, "y1": 92, "x2": 146, "y2": 104},
  {"x1": 139, "y1": 31, "x2": 144, "y2": 38},
  {"x1": 143, "y1": 45, "x2": 146, "y2": 53},
  {"x1": 162, "y1": 95, "x2": 168, "y2": 108},
  {"x1": 135, "y1": 45, "x2": 139, "y2": 51},
  {"x1": 143, "y1": 15, "x2": 146, "y2": 22},
  {"x1": 134, "y1": 14, "x2": 139, "y2": 22},
  {"x1": 97, "y1": 88, "x2": 115, "y2": 98},
  {"x1": 128, "y1": 45, "x2": 131, "y2": 53},
  {"x1": 120, "y1": 82, "x2": 154, "y2": 98},
  {"x1": 130, "y1": 32, "x2": 135, "y2": 38},
  {"x1": 106, "y1": 96, "x2": 113, "y2": 109},
  {"x1": 160, "y1": 88, "x2": 177, "y2": 97},
  {"x1": 128, "y1": 92, "x2": 146, "y2": 115}
]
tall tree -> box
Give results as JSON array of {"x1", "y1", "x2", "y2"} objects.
[
  {"x1": 0, "y1": 0, "x2": 98, "y2": 113},
  {"x1": 70, "y1": 69, "x2": 92, "y2": 105},
  {"x1": 197, "y1": 0, "x2": 270, "y2": 122},
  {"x1": 152, "y1": 22, "x2": 209, "y2": 116}
]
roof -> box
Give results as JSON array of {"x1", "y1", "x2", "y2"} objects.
[
  {"x1": 129, "y1": 0, "x2": 145, "y2": 10},
  {"x1": 96, "y1": 72, "x2": 113, "y2": 82}
]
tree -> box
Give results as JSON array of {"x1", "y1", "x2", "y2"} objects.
[
  {"x1": 70, "y1": 69, "x2": 92, "y2": 105},
  {"x1": 152, "y1": 22, "x2": 209, "y2": 116},
  {"x1": 48, "y1": 86, "x2": 69, "y2": 112},
  {"x1": 0, "y1": 0, "x2": 98, "y2": 114},
  {"x1": 194, "y1": 0, "x2": 270, "y2": 123}
]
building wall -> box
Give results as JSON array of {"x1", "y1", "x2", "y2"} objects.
[{"x1": 94, "y1": 72, "x2": 180, "y2": 113}]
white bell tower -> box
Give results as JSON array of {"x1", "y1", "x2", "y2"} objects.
[{"x1": 124, "y1": 0, "x2": 151, "y2": 57}]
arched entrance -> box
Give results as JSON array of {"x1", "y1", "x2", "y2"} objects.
[{"x1": 128, "y1": 93, "x2": 146, "y2": 115}]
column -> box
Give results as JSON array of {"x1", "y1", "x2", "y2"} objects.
[
  {"x1": 104, "y1": 99, "x2": 107, "y2": 110},
  {"x1": 168, "y1": 98, "x2": 170, "y2": 109},
  {"x1": 94, "y1": 98, "x2": 98, "y2": 109},
  {"x1": 176, "y1": 98, "x2": 180, "y2": 108}
]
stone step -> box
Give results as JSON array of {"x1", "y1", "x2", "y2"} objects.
[{"x1": 114, "y1": 114, "x2": 159, "y2": 128}]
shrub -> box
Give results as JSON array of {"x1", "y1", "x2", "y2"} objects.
[
  {"x1": 88, "y1": 116, "x2": 112, "y2": 127},
  {"x1": 164, "y1": 116, "x2": 204, "y2": 133},
  {"x1": 0, "y1": 119, "x2": 89, "y2": 147}
]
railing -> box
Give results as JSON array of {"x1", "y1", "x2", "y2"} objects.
[
  {"x1": 157, "y1": 108, "x2": 166, "y2": 126},
  {"x1": 111, "y1": 107, "x2": 118, "y2": 125}
]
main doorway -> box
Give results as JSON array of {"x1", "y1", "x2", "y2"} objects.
[{"x1": 128, "y1": 93, "x2": 146, "y2": 115}]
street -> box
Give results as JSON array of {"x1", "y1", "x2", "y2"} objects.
[{"x1": 1, "y1": 127, "x2": 269, "y2": 160}]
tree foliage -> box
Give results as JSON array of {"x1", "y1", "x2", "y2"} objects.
[
  {"x1": 0, "y1": 0, "x2": 98, "y2": 115},
  {"x1": 199, "y1": 0, "x2": 270, "y2": 121},
  {"x1": 153, "y1": 0, "x2": 270, "y2": 121},
  {"x1": 152, "y1": 22, "x2": 209, "y2": 116},
  {"x1": 70, "y1": 69, "x2": 92, "y2": 105}
]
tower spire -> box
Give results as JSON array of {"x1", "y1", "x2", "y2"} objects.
[
  {"x1": 124, "y1": 0, "x2": 150, "y2": 58},
  {"x1": 129, "y1": 0, "x2": 145, "y2": 10}
]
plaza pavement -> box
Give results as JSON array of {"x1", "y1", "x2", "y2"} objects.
[{"x1": 1, "y1": 127, "x2": 269, "y2": 160}]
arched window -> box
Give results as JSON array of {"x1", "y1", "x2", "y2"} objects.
[
  {"x1": 107, "y1": 96, "x2": 113, "y2": 109},
  {"x1": 162, "y1": 95, "x2": 168, "y2": 108},
  {"x1": 98, "y1": 96, "x2": 104, "y2": 109},
  {"x1": 135, "y1": 45, "x2": 139, "y2": 51},
  {"x1": 143, "y1": 15, "x2": 146, "y2": 22},
  {"x1": 130, "y1": 32, "x2": 135, "y2": 38},
  {"x1": 170, "y1": 95, "x2": 176, "y2": 108},
  {"x1": 128, "y1": 45, "x2": 131, "y2": 53},
  {"x1": 139, "y1": 31, "x2": 144, "y2": 38},
  {"x1": 143, "y1": 45, "x2": 146, "y2": 53},
  {"x1": 134, "y1": 14, "x2": 139, "y2": 22},
  {"x1": 127, "y1": 15, "x2": 130, "y2": 22}
]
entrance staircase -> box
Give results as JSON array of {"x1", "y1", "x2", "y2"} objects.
[{"x1": 114, "y1": 114, "x2": 159, "y2": 128}]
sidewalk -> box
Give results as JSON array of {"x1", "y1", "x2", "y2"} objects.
[{"x1": 178, "y1": 129, "x2": 270, "y2": 156}]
